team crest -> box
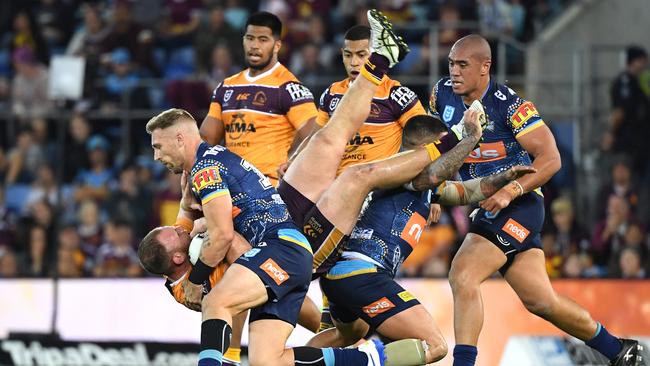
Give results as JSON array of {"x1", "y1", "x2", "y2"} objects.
[
  {"x1": 224, "y1": 89, "x2": 233, "y2": 102},
  {"x1": 442, "y1": 105, "x2": 455, "y2": 123},
  {"x1": 329, "y1": 97, "x2": 340, "y2": 111}
]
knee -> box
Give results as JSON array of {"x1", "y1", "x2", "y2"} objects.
[
  {"x1": 311, "y1": 129, "x2": 342, "y2": 150},
  {"x1": 521, "y1": 294, "x2": 557, "y2": 318},
  {"x1": 339, "y1": 163, "x2": 378, "y2": 188},
  {"x1": 426, "y1": 337, "x2": 448, "y2": 363},
  {"x1": 448, "y1": 263, "x2": 477, "y2": 295}
]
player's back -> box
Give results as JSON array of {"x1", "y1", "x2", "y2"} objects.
[
  {"x1": 191, "y1": 142, "x2": 296, "y2": 246},
  {"x1": 342, "y1": 188, "x2": 430, "y2": 277},
  {"x1": 209, "y1": 63, "x2": 317, "y2": 184},
  {"x1": 318, "y1": 77, "x2": 425, "y2": 175},
  {"x1": 432, "y1": 77, "x2": 544, "y2": 180}
]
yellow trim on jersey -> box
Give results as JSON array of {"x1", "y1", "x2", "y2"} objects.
[
  {"x1": 313, "y1": 228, "x2": 345, "y2": 269},
  {"x1": 324, "y1": 267, "x2": 378, "y2": 280},
  {"x1": 424, "y1": 143, "x2": 442, "y2": 161},
  {"x1": 279, "y1": 234, "x2": 313, "y2": 254},
  {"x1": 515, "y1": 120, "x2": 545, "y2": 138},
  {"x1": 201, "y1": 189, "x2": 230, "y2": 205}
]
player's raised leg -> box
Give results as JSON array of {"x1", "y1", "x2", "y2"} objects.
[{"x1": 282, "y1": 9, "x2": 410, "y2": 203}]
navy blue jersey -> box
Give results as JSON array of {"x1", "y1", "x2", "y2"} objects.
[
  {"x1": 190, "y1": 142, "x2": 303, "y2": 248},
  {"x1": 342, "y1": 188, "x2": 432, "y2": 277},
  {"x1": 431, "y1": 77, "x2": 545, "y2": 180}
]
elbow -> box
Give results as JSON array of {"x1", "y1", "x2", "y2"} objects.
[{"x1": 551, "y1": 152, "x2": 562, "y2": 174}]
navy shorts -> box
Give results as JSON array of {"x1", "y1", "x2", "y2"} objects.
[
  {"x1": 234, "y1": 228, "x2": 313, "y2": 326},
  {"x1": 468, "y1": 191, "x2": 545, "y2": 274},
  {"x1": 278, "y1": 181, "x2": 348, "y2": 276},
  {"x1": 320, "y1": 260, "x2": 420, "y2": 329}
]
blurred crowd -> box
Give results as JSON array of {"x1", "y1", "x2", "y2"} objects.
[{"x1": 5, "y1": 0, "x2": 639, "y2": 281}]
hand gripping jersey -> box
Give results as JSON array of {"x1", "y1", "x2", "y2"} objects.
[
  {"x1": 165, "y1": 263, "x2": 228, "y2": 307},
  {"x1": 341, "y1": 188, "x2": 432, "y2": 278},
  {"x1": 190, "y1": 142, "x2": 310, "y2": 253},
  {"x1": 317, "y1": 77, "x2": 426, "y2": 175},
  {"x1": 208, "y1": 63, "x2": 318, "y2": 184},
  {"x1": 431, "y1": 77, "x2": 545, "y2": 180}
]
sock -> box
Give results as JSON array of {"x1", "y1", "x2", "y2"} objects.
[
  {"x1": 453, "y1": 344, "x2": 477, "y2": 366},
  {"x1": 423, "y1": 143, "x2": 442, "y2": 161},
  {"x1": 319, "y1": 295, "x2": 334, "y2": 332},
  {"x1": 223, "y1": 347, "x2": 241, "y2": 365},
  {"x1": 360, "y1": 53, "x2": 389, "y2": 85},
  {"x1": 199, "y1": 319, "x2": 232, "y2": 366},
  {"x1": 585, "y1": 323, "x2": 622, "y2": 360},
  {"x1": 293, "y1": 347, "x2": 369, "y2": 366}
]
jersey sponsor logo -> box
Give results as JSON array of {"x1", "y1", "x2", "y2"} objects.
[
  {"x1": 400, "y1": 212, "x2": 426, "y2": 248},
  {"x1": 398, "y1": 290, "x2": 415, "y2": 302},
  {"x1": 285, "y1": 82, "x2": 313, "y2": 102},
  {"x1": 502, "y1": 218, "x2": 530, "y2": 243},
  {"x1": 329, "y1": 97, "x2": 340, "y2": 111},
  {"x1": 351, "y1": 227, "x2": 374, "y2": 240},
  {"x1": 304, "y1": 217, "x2": 324, "y2": 238},
  {"x1": 224, "y1": 89, "x2": 233, "y2": 102},
  {"x1": 494, "y1": 90, "x2": 507, "y2": 101},
  {"x1": 510, "y1": 101, "x2": 539, "y2": 129},
  {"x1": 236, "y1": 93, "x2": 250, "y2": 101},
  {"x1": 226, "y1": 113, "x2": 256, "y2": 140},
  {"x1": 260, "y1": 258, "x2": 289, "y2": 285},
  {"x1": 362, "y1": 297, "x2": 395, "y2": 318},
  {"x1": 442, "y1": 105, "x2": 455, "y2": 123},
  {"x1": 252, "y1": 91, "x2": 267, "y2": 106},
  {"x1": 192, "y1": 167, "x2": 222, "y2": 191},
  {"x1": 465, "y1": 141, "x2": 507, "y2": 163},
  {"x1": 390, "y1": 86, "x2": 417, "y2": 109}
]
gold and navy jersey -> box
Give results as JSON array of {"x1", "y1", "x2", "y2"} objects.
[
  {"x1": 208, "y1": 63, "x2": 318, "y2": 185},
  {"x1": 190, "y1": 142, "x2": 296, "y2": 246},
  {"x1": 431, "y1": 77, "x2": 545, "y2": 180},
  {"x1": 342, "y1": 188, "x2": 432, "y2": 277},
  {"x1": 317, "y1": 77, "x2": 426, "y2": 175},
  {"x1": 164, "y1": 263, "x2": 228, "y2": 308}
]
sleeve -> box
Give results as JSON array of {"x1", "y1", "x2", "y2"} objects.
[
  {"x1": 316, "y1": 87, "x2": 332, "y2": 127},
  {"x1": 207, "y1": 83, "x2": 223, "y2": 119},
  {"x1": 280, "y1": 81, "x2": 318, "y2": 129},
  {"x1": 191, "y1": 162, "x2": 230, "y2": 205},
  {"x1": 610, "y1": 75, "x2": 628, "y2": 108},
  {"x1": 429, "y1": 79, "x2": 444, "y2": 118},
  {"x1": 506, "y1": 95, "x2": 545, "y2": 138},
  {"x1": 391, "y1": 85, "x2": 427, "y2": 127}
]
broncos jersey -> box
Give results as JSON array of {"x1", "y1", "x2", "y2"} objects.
[
  {"x1": 190, "y1": 142, "x2": 305, "y2": 249},
  {"x1": 208, "y1": 62, "x2": 318, "y2": 185},
  {"x1": 342, "y1": 188, "x2": 432, "y2": 278},
  {"x1": 431, "y1": 77, "x2": 545, "y2": 180},
  {"x1": 317, "y1": 77, "x2": 426, "y2": 175},
  {"x1": 164, "y1": 263, "x2": 228, "y2": 308}
]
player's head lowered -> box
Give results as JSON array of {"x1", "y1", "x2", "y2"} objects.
[
  {"x1": 342, "y1": 25, "x2": 371, "y2": 80},
  {"x1": 138, "y1": 226, "x2": 191, "y2": 276},
  {"x1": 146, "y1": 108, "x2": 200, "y2": 174},
  {"x1": 448, "y1": 34, "x2": 492, "y2": 96},
  {"x1": 244, "y1": 11, "x2": 282, "y2": 71},
  {"x1": 402, "y1": 115, "x2": 448, "y2": 150}
]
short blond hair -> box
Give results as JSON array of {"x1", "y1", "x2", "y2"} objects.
[{"x1": 146, "y1": 108, "x2": 196, "y2": 134}]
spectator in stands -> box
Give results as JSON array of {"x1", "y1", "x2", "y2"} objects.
[
  {"x1": 4, "y1": 127, "x2": 46, "y2": 185},
  {"x1": 151, "y1": 170, "x2": 181, "y2": 228},
  {"x1": 547, "y1": 197, "x2": 590, "y2": 257},
  {"x1": 158, "y1": 0, "x2": 203, "y2": 49},
  {"x1": 618, "y1": 247, "x2": 646, "y2": 279},
  {"x1": 194, "y1": 5, "x2": 241, "y2": 73},
  {"x1": 202, "y1": 43, "x2": 240, "y2": 89},
  {"x1": 294, "y1": 43, "x2": 326, "y2": 93},
  {"x1": 103, "y1": 0, "x2": 157, "y2": 75},
  {"x1": 66, "y1": 4, "x2": 110, "y2": 89},
  {"x1": 30, "y1": 118, "x2": 56, "y2": 163},
  {"x1": 610, "y1": 46, "x2": 649, "y2": 175},
  {"x1": 561, "y1": 253, "x2": 582, "y2": 278},
  {"x1": 76, "y1": 199, "x2": 103, "y2": 259},
  {"x1": 22, "y1": 225, "x2": 51, "y2": 277},
  {"x1": 93, "y1": 219, "x2": 141, "y2": 277},
  {"x1": 11, "y1": 47, "x2": 52, "y2": 121},
  {"x1": 107, "y1": 163, "x2": 153, "y2": 238},
  {"x1": 0, "y1": 184, "x2": 17, "y2": 249},
  {"x1": 33, "y1": 0, "x2": 75, "y2": 52},
  {"x1": 63, "y1": 114, "x2": 92, "y2": 183},
  {"x1": 592, "y1": 195, "x2": 637, "y2": 267},
  {"x1": 97, "y1": 48, "x2": 150, "y2": 111},
  {"x1": 542, "y1": 231, "x2": 563, "y2": 278},
  {"x1": 596, "y1": 155, "x2": 640, "y2": 219},
  {"x1": 0, "y1": 246, "x2": 19, "y2": 277},
  {"x1": 25, "y1": 163, "x2": 58, "y2": 208},
  {"x1": 73, "y1": 134, "x2": 113, "y2": 204},
  {"x1": 5, "y1": 10, "x2": 50, "y2": 65},
  {"x1": 56, "y1": 224, "x2": 87, "y2": 277}
]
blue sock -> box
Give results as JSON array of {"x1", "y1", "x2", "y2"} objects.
[
  {"x1": 331, "y1": 347, "x2": 369, "y2": 365},
  {"x1": 453, "y1": 344, "x2": 477, "y2": 366},
  {"x1": 585, "y1": 323, "x2": 622, "y2": 360},
  {"x1": 198, "y1": 319, "x2": 231, "y2": 366},
  {"x1": 198, "y1": 350, "x2": 223, "y2": 366}
]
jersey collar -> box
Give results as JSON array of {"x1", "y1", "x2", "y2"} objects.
[{"x1": 244, "y1": 61, "x2": 281, "y2": 82}]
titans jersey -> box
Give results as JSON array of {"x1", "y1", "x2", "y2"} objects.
[
  {"x1": 431, "y1": 77, "x2": 545, "y2": 180},
  {"x1": 190, "y1": 142, "x2": 299, "y2": 247},
  {"x1": 318, "y1": 77, "x2": 426, "y2": 175},
  {"x1": 208, "y1": 62, "x2": 318, "y2": 184},
  {"x1": 342, "y1": 188, "x2": 432, "y2": 277},
  {"x1": 165, "y1": 263, "x2": 228, "y2": 308}
]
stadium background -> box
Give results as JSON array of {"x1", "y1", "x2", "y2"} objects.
[{"x1": 0, "y1": 0, "x2": 649, "y2": 365}]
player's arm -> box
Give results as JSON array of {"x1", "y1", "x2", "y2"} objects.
[
  {"x1": 200, "y1": 85, "x2": 226, "y2": 145},
  {"x1": 197, "y1": 194, "x2": 235, "y2": 268},
  {"x1": 435, "y1": 166, "x2": 536, "y2": 205},
  {"x1": 410, "y1": 109, "x2": 483, "y2": 190},
  {"x1": 287, "y1": 117, "x2": 316, "y2": 156}
]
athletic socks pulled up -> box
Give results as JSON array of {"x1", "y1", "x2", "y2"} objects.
[
  {"x1": 199, "y1": 319, "x2": 232, "y2": 366},
  {"x1": 585, "y1": 323, "x2": 623, "y2": 360},
  {"x1": 360, "y1": 53, "x2": 390, "y2": 85},
  {"x1": 453, "y1": 344, "x2": 477, "y2": 366}
]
